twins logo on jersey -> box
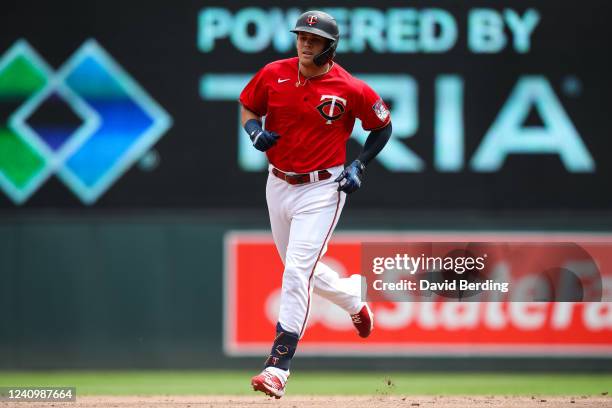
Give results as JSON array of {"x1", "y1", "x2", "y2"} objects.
[{"x1": 316, "y1": 95, "x2": 346, "y2": 124}]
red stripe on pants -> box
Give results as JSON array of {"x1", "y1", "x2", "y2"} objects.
[{"x1": 298, "y1": 191, "x2": 342, "y2": 338}]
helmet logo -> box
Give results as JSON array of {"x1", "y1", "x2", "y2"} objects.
[{"x1": 307, "y1": 15, "x2": 318, "y2": 26}]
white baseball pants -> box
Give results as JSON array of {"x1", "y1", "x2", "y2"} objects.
[{"x1": 266, "y1": 165, "x2": 363, "y2": 338}]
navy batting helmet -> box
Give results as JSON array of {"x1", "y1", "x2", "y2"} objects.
[{"x1": 291, "y1": 10, "x2": 339, "y2": 66}]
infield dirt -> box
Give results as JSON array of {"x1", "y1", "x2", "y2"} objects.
[{"x1": 3, "y1": 395, "x2": 611, "y2": 408}]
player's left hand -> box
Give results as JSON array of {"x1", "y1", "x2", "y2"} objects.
[{"x1": 334, "y1": 160, "x2": 365, "y2": 194}]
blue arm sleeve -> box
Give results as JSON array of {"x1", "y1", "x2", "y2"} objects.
[{"x1": 357, "y1": 122, "x2": 392, "y2": 166}]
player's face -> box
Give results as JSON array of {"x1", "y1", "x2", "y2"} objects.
[{"x1": 296, "y1": 32, "x2": 327, "y2": 66}]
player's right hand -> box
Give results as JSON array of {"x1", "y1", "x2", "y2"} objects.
[{"x1": 252, "y1": 129, "x2": 280, "y2": 152}]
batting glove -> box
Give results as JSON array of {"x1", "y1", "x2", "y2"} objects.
[
  {"x1": 334, "y1": 160, "x2": 366, "y2": 194},
  {"x1": 244, "y1": 119, "x2": 280, "y2": 152},
  {"x1": 252, "y1": 129, "x2": 280, "y2": 152}
]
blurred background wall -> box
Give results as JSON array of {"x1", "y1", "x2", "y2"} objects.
[{"x1": 1, "y1": 1, "x2": 611, "y2": 370}]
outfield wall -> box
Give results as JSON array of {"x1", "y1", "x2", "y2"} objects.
[{"x1": 1, "y1": 211, "x2": 611, "y2": 371}]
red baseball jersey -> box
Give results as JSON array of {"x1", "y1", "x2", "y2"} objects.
[{"x1": 239, "y1": 57, "x2": 391, "y2": 173}]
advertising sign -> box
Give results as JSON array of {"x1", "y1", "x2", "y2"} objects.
[
  {"x1": 225, "y1": 232, "x2": 612, "y2": 356},
  {"x1": 1, "y1": 2, "x2": 611, "y2": 210}
]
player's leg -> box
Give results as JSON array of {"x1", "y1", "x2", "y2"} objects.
[
  {"x1": 263, "y1": 173, "x2": 345, "y2": 375},
  {"x1": 312, "y1": 261, "x2": 374, "y2": 338},
  {"x1": 312, "y1": 261, "x2": 363, "y2": 314},
  {"x1": 277, "y1": 186, "x2": 345, "y2": 339},
  {"x1": 300, "y1": 193, "x2": 373, "y2": 337},
  {"x1": 266, "y1": 170, "x2": 291, "y2": 261},
  {"x1": 252, "y1": 172, "x2": 294, "y2": 399}
]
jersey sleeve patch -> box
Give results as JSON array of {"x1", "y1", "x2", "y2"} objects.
[{"x1": 372, "y1": 99, "x2": 390, "y2": 122}]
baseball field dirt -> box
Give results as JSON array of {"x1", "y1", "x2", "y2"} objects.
[
  {"x1": 1, "y1": 371, "x2": 610, "y2": 407},
  {"x1": 3, "y1": 395, "x2": 612, "y2": 408}
]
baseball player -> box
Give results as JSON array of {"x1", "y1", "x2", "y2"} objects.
[{"x1": 239, "y1": 10, "x2": 392, "y2": 398}]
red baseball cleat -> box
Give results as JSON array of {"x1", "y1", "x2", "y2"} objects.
[
  {"x1": 251, "y1": 367, "x2": 289, "y2": 399},
  {"x1": 351, "y1": 303, "x2": 374, "y2": 338}
]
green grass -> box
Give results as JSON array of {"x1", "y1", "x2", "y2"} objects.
[{"x1": 0, "y1": 371, "x2": 610, "y2": 396}]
